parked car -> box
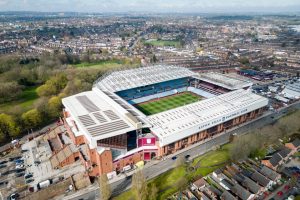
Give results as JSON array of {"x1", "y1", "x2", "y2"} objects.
[
  {"x1": 7, "y1": 193, "x2": 19, "y2": 200},
  {"x1": 0, "y1": 160, "x2": 7, "y2": 165},
  {"x1": 0, "y1": 164, "x2": 7, "y2": 169},
  {"x1": 171, "y1": 156, "x2": 177, "y2": 160},
  {"x1": 24, "y1": 173, "x2": 33, "y2": 179},
  {"x1": 15, "y1": 159, "x2": 24, "y2": 164},
  {"x1": 16, "y1": 172, "x2": 25, "y2": 177},
  {"x1": 0, "y1": 181, "x2": 8, "y2": 186},
  {"x1": 25, "y1": 179, "x2": 34, "y2": 184},
  {"x1": 9, "y1": 156, "x2": 21, "y2": 162},
  {"x1": 15, "y1": 165, "x2": 24, "y2": 169},
  {"x1": 185, "y1": 154, "x2": 191, "y2": 159}
]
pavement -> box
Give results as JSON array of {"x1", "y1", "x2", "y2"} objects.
[{"x1": 61, "y1": 100, "x2": 300, "y2": 200}]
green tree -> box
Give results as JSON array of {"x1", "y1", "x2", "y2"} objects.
[
  {"x1": 131, "y1": 170, "x2": 148, "y2": 200},
  {"x1": 21, "y1": 109, "x2": 42, "y2": 129},
  {"x1": 47, "y1": 96, "x2": 62, "y2": 118},
  {"x1": 98, "y1": 174, "x2": 111, "y2": 200},
  {"x1": 0, "y1": 113, "x2": 20, "y2": 141},
  {"x1": 36, "y1": 74, "x2": 68, "y2": 97}
]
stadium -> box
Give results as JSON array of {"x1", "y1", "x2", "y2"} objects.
[{"x1": 62, "y1": 65, "x2": 268, "y2": 177}]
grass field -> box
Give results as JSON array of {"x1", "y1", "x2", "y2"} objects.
[
  {"x1": 144, "y1": 39, "x2": 181, "y2": 47},
  {"x1": 134, "y1": 92, "x2": 201, "y2": 115},
  {"x1": 0, "y1": 86, "x2": 39, "y2": 113},
  {"x1": 113, "y1": 144, "x2": 230, "y2": 200}
]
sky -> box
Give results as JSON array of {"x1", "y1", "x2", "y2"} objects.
[{"x1": 0, "y1": 0, "x2": 299, "y2": 13}]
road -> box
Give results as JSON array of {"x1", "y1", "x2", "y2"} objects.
[{"x1": 63, "y1": 100, "x2": 300, "y2": 200}]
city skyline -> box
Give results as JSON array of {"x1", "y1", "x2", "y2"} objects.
[{"x1": 0, "y1": 0, "x2": 300, "y2": 13}]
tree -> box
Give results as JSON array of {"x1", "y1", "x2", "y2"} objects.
[
  {"x1": 131, "y1": 170, "x2": 148, "y2": 200},
  {"x1": 0, "y1": 113, "x2": 20, "y2": 142},
  {"x1": 36, "y1": 74, "x2": 68, "y2": 97},
  {"x1": 98, "y1": 174, "x2": 111, "y2": 200},
  {"x1": 176, "y1": 177, "x2": 188, "y2": 192},
  {"x1": 21, "y1": 109, "x2": 42, "y2": 129},
  {"x1": 175, "y1": 155, "x2": 185, "y2": 167},
  {"x1": 148, "y1": 183, "x2": 158, "y2": 200},
  {"x1": 47, "y1": 96, "x2": 62, "y2": 118}
]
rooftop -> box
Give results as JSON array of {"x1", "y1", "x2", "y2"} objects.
[
  {"x1": 148, "y1": 89, "x2": 268, "y2": 146},
  {"x1": 196, "y1": 72, "x2": 253, "y2": 90},
  {"x1": 62, "y1": 88, "x2": 139, "y2": 144},
  {"x1": 94, "y1": 65, "x2": 195, "y2": 92}
]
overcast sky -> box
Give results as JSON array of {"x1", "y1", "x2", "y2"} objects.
[{"x1": 0, "y1": 0, "x2": 299, "y2": 13}]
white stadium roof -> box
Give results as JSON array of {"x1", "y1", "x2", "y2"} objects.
[
  {"x1": 95, "y1": 65, "x2": 195, "y2": 92},
  {"x1": 62, "y1": 88, "x2": 141, "y2": 147},
  {"x1": 196, "y1": 72, "x2": 253, "y2": 90},
  {"x1": 148, "y1": 89, "x2": 268, "y2": 146}
]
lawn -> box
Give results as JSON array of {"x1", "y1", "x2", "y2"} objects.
[
  {"x1": 0, "y1": 86, "x2": 39, "y2": 113},
  {"x1": 113, "y1": 144, "x2": 231, "y2": 200},
  {"x1": 144, "y1": 39, "x2": 181, "y2": 47},
  {"x1": 134, "y1": 92, "x2": 201, "y2": 115}
]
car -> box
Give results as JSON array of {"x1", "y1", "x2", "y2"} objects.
[
  {"x1": 9, "y1": 156, "x2": 21, "y2": 162},
  {"x1": 185, "y1": 154, "x2": 191, "y2": 159},
  {"x1": 171, "y1": 156, "x2": 177, "y2": 160},
  {"x1": 34, "y1": 160, "x2": 41, "y2": 165},
  {"x1": 0, "y1": 160, "x2": 7, "y2": 165},
  {"x1": 7, "y1": 193, "x2": 19, "y2": 200},
  {"x1": 0, "y1": 181, "x2": 8, "y2": 186},
  {"x1": 25, "y1": 179, "x2": 34, "y2": 184},
  {"x1": 0, "y1": 164, "x2": 7, "y2": 169},
  {"x1": 16, "y1": 172, "x2": 25, "y2": 177},
  {"x1": 277, "y1": 191, "x2": 283, "y2": 196},
  {"x1": 15, "y1": 159, "x2": 24, "y2": 163},
  {"x1": 14, "y1": 168, "x2": 25, "y2": 173},
  {"x1": 15, "y1": 165, "x2": 24, "y2": 169},
  {"x1": 24, "y1": 173, "x2": 33, "y2": 179}
]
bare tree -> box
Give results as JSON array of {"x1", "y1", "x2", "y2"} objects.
[
  {"x1": 148, "y1": 183, "x2": 158, "y2": 200},
  {"x1": 131, "y1": 170, "x2": 148, "y2": 200},
  {"x1": 175, "y1": 155, "x2": 185, "y2": 167},
  {"x1": 98, "y1": 174, "x2": 111, "y2": 200}
]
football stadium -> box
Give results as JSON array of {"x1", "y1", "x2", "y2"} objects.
[{"x1": 62, "y1": 65, "x2": 268, "y2": 177}]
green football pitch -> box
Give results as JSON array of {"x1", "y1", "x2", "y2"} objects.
[{"x1": 134, "y1": 92, "x2": 201, "y2": 116}]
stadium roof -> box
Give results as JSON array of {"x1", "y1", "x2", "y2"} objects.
[
  {"x1": 62, "y1": 88, "x2": 140, "y2": 146},
  {"x1": 148, "y1": 89, "x2": 268, "y2": 146},
  {"x1": 196, "y1": 72, "x2": 253, "y2": 90},
  {"x1": 94, "y1": 65, "x2": 195, "y2": 92}
]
